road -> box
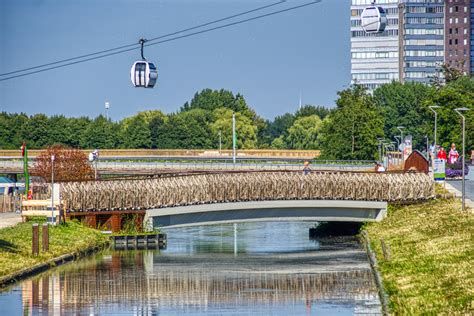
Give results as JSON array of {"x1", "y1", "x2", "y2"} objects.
[{"x1": 446, "y1": 169, "x2": 474, "y2": 201}]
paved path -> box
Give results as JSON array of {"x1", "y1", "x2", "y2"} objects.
[
  {"x1": 0, "y1": 212, "x2": 22, "y2": 229},
  {"x1": 446, "y1": 168, "x2": 474, "y2": 210}
]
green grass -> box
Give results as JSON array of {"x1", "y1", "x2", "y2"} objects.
[
  {"x1": 0, "y1": 219, "x2": 109, "y2": 278},
  {"x1": 365, "y1": 198, "x2": 473, "y2": 314}
]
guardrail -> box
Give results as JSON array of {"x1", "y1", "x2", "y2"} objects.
[
  {"x1": 0, "y1": 160, "x2": 374, "y2": 173},
  {"x1": 0, "y1": 149, "x2": 321, "y2": 158}
]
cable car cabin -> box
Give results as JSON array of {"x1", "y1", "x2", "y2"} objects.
[
  {"x1": 130, "y1": 61, "x2": 157, "y2": 88},
  {"x1": 361, "y1": 6, "x2": 387, "y2": 34}
]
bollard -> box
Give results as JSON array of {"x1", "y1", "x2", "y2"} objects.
[
  {"x1": 32, "y1": 223, "x2": 39, "y2": 256},
  {"x1": 380, "y1": 239, "x2": 391, "y2": 261},
  {"x1": 42, "y1": 223, "x2": 49, "y2": 252}
]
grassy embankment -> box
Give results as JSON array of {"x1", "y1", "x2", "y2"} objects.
[
  {"x1": 0, "y1": 219, "x2": 108, "y2": 279},
  {"x1": 365, "y1": 196, "x2": 473, "y2": 314}
]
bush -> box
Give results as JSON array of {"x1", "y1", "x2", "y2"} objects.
[{"x1": 446, "y1": 159, "x2": 469, "y2": 178}]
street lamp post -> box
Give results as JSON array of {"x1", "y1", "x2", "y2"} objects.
[
  {"x1": 51, "y1": 154, "x2": 55, "y2": 225},
  {"x1": 377, "y1": 138, "x2": 384, "y2": 163},
  {"x1": 232, "y1": 113, "x2": 236, "y2": 165},
  {"x1": 105, "y1": 102, "x2": 110, "y2": 120},
  {"x1": 429, "y1": 105, "x2": 440, "y2": 153},
  {"x1": 218, "y1": 130, "x2": 222, "y2": 154},
  {"x1": 454, "y1": 107, "x2": 470, "y2": 212},
  {"x1": 397, "y1": 126, "x2": 405, "y2": 159},
  {"x1": 396, "y1": 126, "x2": 405, "y2": 148}
]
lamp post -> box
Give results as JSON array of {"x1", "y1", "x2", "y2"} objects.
[
  {"x1": 396, "y1": 126, "x2": 405, "y2": 147},
  {"x1": 232, "y1": 112, "x2": 236, "y2": 165},
  {"x1": 397, "y1": 126, "x2": 405, "y2": 159},
  {"x1": 429, "y1": 105, "x2": 440, "y2": 152},
  {"x1": 50, "y1": 154, "x2": 55, "y2": 225},
  {"x1": 454, "y1": 107, "x2": 470, "y2": 212},
  {"x1": 377, "y1": 138, "x2": 384, "y2": 162},
  {"x1": 105, "y1": 102, "x2": 110, "y2": 121},
  {"x1": 218, "y1": 130, "x2": 222, "y2": 154},
  {"x1": 394, "y1": 135, "x2": 400, "y2": 150}
]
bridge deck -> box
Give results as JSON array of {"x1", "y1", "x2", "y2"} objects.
[{"x1": 145, "y1": 200, "x2": 388, "y2": 228}]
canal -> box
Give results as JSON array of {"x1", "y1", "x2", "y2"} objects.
[{"x1": 0, "y1": 222, "x2": 381, "y2": 315}]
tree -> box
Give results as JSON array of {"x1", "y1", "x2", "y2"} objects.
[
  {"x1": 121, "y1": 115, "x2": 152, "y2": 148},
  {"x1": 182, "y1": 89, "x2": 251, "y2": 114},
  {"x1": 431, "y1": 63, "x2": 466, "y2": 88},
  {"x1": 82, "y1": 116, "x2": 118, "y2": 149},
  {"x1": 426, "y1": 76, "x2": 474, "y2": 153},
  {"x1": 373, "y1": 81, "x2": 433, "y2": 150},
  {"x1": 209, "y1": 108, "x2": 258, "y2": 149},
  {"x1": 152, "y1": 109, "x2": 213, "y2": 149},
  {"x1": 271, "y1": 136, "x2": 286, "y2": 149},
  {"x1": 48, "y1": 115, "x2": 73, "y2": 147},
  {"x1": 27, "y1": 114, "x2": 50, "y2": 148},
  {"x1": 295, "y1": 105, "x2": 332, "y2": 120},
  {"x1": 319, "y1": 85, "x2": 384, "y2": 160},
  {"x1": 32, "y1": 145, "x2": 94, "y2": 182},
  {"x1": 286, "y1": 115, "x2": 322, "y2": 149},
  {"x1": 149, "y1": 114, "x2": 167, "y2": 149}
]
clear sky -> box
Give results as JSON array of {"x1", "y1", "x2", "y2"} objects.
[{"x1": 0, "y1": 0, "x2": 350, "y2": 120}]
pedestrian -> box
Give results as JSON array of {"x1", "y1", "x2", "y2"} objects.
[
  {"x1": 303, "y1": 160, "x2": 311, "y2": 175},
  {"x1": 437, "y1": 146, "x2": 447, "y2": 161},
  {"x1": 448, "y1": 143, "x2": 459, "y2": 164}
]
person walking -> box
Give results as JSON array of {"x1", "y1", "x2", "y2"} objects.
[
  {"x1": 448, "y1": 143, "x2": 459, "y2": 164},
  {"x1": 303, "y1": 160, "x2": 311, "y2": 175}
]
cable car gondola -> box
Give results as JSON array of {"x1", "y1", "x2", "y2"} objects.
[
  {"x1": 130, "y1": 39, "x2": 158, "y2": 88},
  {"x1": 361, "y1": 1, "x2": 387, "y2": 34}
]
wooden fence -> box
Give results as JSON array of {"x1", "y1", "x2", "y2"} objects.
[{"x1": 0, "y1": 194, "x2": 17, "y2": 213}]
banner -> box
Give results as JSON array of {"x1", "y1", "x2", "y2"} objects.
[{"x1": 433, "y1": 158, "x2": 446, "y2": 181}]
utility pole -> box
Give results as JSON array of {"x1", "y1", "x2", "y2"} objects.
[{"x1": 232, "y1": 112, "x2": 236, "y2": 164}]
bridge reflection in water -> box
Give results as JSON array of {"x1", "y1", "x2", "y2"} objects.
[
  {"x1": 5, "y1": 222, "x2": 382, "y2": 315},
  {"x1": 19, "y1": 251, "x2": 380, "y2": 315}
]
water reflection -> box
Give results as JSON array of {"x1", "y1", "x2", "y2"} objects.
[{"x1": 0, "y1": 222, "x2": 382, "y2": 315}]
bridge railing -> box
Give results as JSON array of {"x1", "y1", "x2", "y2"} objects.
[{"x1": 61, "y1": 171, "x2": 434, "y2": 212}]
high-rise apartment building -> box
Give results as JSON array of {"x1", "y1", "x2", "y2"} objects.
[
  {"x1": 445, "y1": 0, "x2": 471, "y2": 74},
  {"x1": 399, "y1": 0, "x2": 445, "y2": 83},
  {"x1": 351, "y1": 0, "x2": 474, "y2": 91},
  {"x1": 470, "y1": 0, "x2": 474, "y2": 73},
  {"x1": 350, "y1": 0, "x2": 400, "y2": 91}
]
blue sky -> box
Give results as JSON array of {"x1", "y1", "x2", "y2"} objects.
[{"x1": 0, "y1": 0, "x2": 350, "y2": 120}]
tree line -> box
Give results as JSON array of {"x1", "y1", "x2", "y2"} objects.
[{"x1": 1, "y1": 75, "x2": 472, "y2": 160}]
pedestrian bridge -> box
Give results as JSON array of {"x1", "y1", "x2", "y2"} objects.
[
  {"x1": 145, "y1": 200, "x2": 388, "y2": 228},
  {"x1": 59, "y1": 171, "x2": 434, "y2": 230}
]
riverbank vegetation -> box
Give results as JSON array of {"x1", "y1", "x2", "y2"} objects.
[
  {"x1": 0, "y1": 219, "x2": 108, "y2": 279},
  {"x1": 0, "y1": 69, "x2": 472, "y2": 160},
  {"x1": 365, "y1": 198, "x2": 473, "y2": 314}
]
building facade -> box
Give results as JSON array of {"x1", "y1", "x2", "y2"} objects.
[
  {"x1": 471, "y1": 0, "x2": 474, "y2": 73},
  {"x1": 444, "y1": 0, "x2": 471, "y2": 74},
  {"x1": 351, "y1": 0, "x2": 474, "y2": 92},
  {"x1": 350, "y1": 0, "x2": 400, "y2": 91},
  {"x1": 400, "y1": 0, "x2": 445, "y2": 83}
]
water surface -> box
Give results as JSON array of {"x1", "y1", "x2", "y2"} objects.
[{"x1": 0, "y1": 222, "x2": 381, "y2": 315}]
